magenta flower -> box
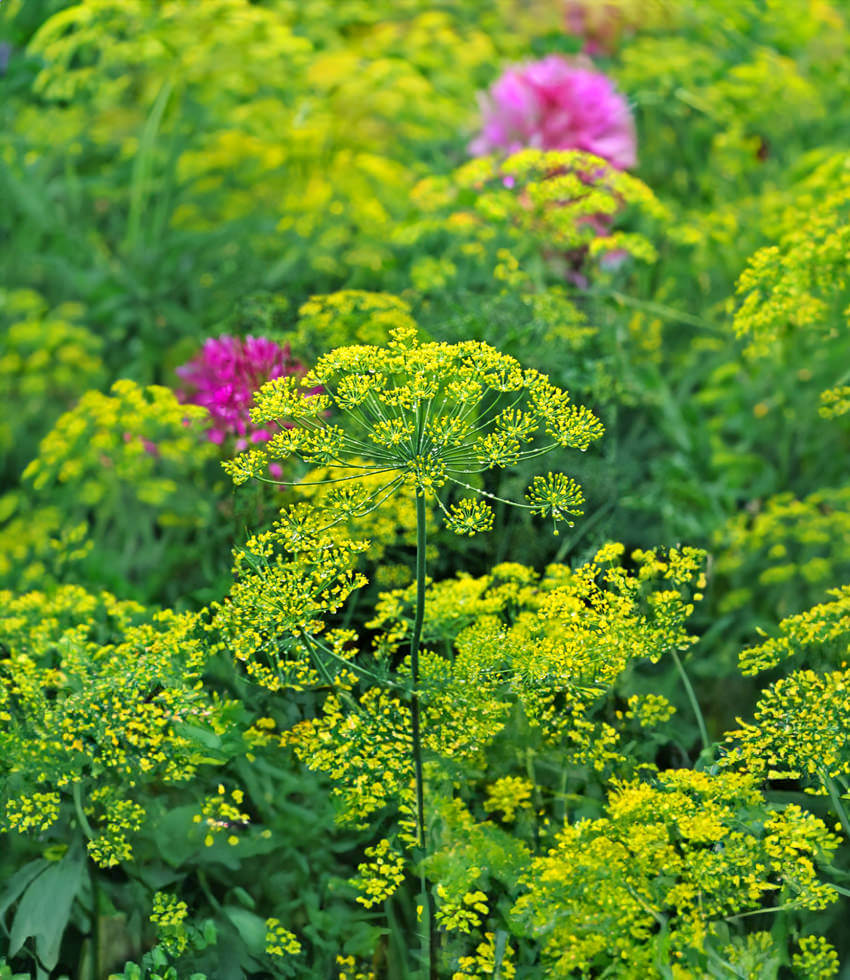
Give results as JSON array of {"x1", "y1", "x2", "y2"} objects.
[
  {"x1": 177, "y1": 335, "x2": 303, "y2": 453},
  {"x1": 469, "y1": 55, "x2": 636, "y2": 170}
]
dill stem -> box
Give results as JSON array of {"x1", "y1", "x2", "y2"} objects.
[
  {"x1": 72, "y1": 780, "x2": 96, "y2": 840},
  {"x1": 410, "y1": 489, "x2": 436, "y2": 980},
  {"x1": 72, "y1": 782, "x2": 100, "y2": 980},
  {"x1": 671, "y1": 649, "x2": 711, "y2": 753},
  {"x1": 823, "y1": 771, "x2": 850, "y2": 839}
]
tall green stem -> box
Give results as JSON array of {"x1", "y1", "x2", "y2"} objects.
[
  {"x1": 671, "y1": 650, "x2": 711, "y2": 753},
  {"x1": 72, "y1": 782, "x2": 99, "y2": 980},
  {"x1": 410, "y1": 490, "x2": 435, "y2": 979},
  {"x1": 823, "y1": 771, "x2": 850, "y2": 839}
]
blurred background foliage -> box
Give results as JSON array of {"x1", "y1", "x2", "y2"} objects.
[{"x1": 4, "y1": 0, "x2": 850, "y2": 976}]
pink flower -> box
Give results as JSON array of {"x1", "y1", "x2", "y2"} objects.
[
  {"x1": 469, "y1": 55, "x2": 636, "y2": 170},
  {"x1": 177, "y1": 335, "x2": 304, "y2": 446}
]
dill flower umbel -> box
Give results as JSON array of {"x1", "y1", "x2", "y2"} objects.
[
  {"x1": 470, "y1": 55, "x2": 637, "y2": 170},
  {"x1": 177, "y1": 335, "x2": 305, "y2": 449},
  {"x1": 224, "y1": 324, "x2": 603, "y2": 536}
]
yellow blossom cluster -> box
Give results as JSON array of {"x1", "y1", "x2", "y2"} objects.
[
  {"x1": 452, "y1": 932, "x2": 516, "y2": 980},
  {"x1": 194, "y1": 785, "x2": 250, "y2": 848},
  {"x1": 349, "y1": 838, "x2": 406, "y2": 908},
  {"x1": 225, "y1": 323, "x2": 603, "y2": 538},
  {"x1": 483, "y1": 776, "x2": 533, "y2": 823},
  {"x1": 512, "y1": 770, "x2": 838, "y2": 977},
  {"x1": 335, "y1": 954, "x2": 375, "y2": 980},
  {"x1": 435, "y1": 886, "x2": 489, "y2": 934},
  {"x1": 734, "y1": 157, "x2": 850, "y2": 358},
  {"x1": 713, "y1": 486, "x2": 850, "y2": 619},
  {"x1": 150, "y1": 892, "x2": 191, "y2": 957},
  {"x1": 0, "y1": 288, "x2": 104, "y2": 476},
  {"x1": 265, "y1": 917, "x2": 302, "y2": 957},
  {"x1": 208, "y1": 506, "x2": 368, "y2": 693},
  {"x1": 24, "y1": 379, "x2": 212, "y2": 513},
  {"x1": 0, "y1": 586, "x2": 235, "y2": 866}
]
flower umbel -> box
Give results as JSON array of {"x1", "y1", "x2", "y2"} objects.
[{"x1": 224, "y1": 325, "x2": 603, "y2": 536}]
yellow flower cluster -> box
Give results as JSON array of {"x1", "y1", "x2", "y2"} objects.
[
  {"x1": 793, "y1": 935, "x2": 840, "y2": 979},
  {"x1": 265, "y1": 917, "x2": 302, "y2": 957},
  {"x1": 435, "y1": 886, "x2": 489, "y2": 933},
  {"x1": 727, "y1": 667, "x2": 850, "y2": 786},
  {"x1": 0, "y1": 288, "x2": 104, "y2": 472},
  {"x1": 0, "y1": 586, "x2": 234, "y2": 865},
  {"x1": 409, "y1": 149, "x2": 667, "y2": 283},
  {"x1": 86, "y1": 792, "x2": 146, "y2": 867},
  {"x1": 733, "y1": 155, "x2": 850, "y2": 357},
  {"x1": 194, "y1": 785, "x2": 250, "y2": 848},
  {"x1": 621, "y1": 693, "x2": 676, "y2": 727},
  {"x1": 4, "y1": 791, "x2": 61, "y2": 833},
  {"x1": 23, "y1": 379, "x2": 214, "y2": 518},
  {"x1": 293, "y1": 291, "x2": 418, "y2": 363},
  {"x1": 0, "y1": 498, "x2": 90, "y2": 591},
  {"x1": 512, "y1": 770, "x2": 838, "y2": 976},
  {"x1": 349, "y1": 838, "x2": 406, "y2": 908},
  {"x1": 738, "y1": 583, "x2": 850, "y2": 675},
  {"x1": 282, "y1": 688, "x2": 413, "y2": 825},
  {"x1": 335, "y1": 953, "x2": 375, "y2": 980},
  {"x1": 226, "y1": 324, "x2": 603, "y2": 539},
  {"x1": 452, "y1": 932, "x2": 516, "y2": 980},
  {"x1": 483, "y1": 776, "x2": 533, "y2": 823},
  {"x1": 150, "y1": 891, "x2": 190, "y2": 956},
  {"x1": 713, "y1": 486, "x2": 850, "y2": 618},
  {"x1": 208, "y1": 507, "x2": 368, "y2": 693}
]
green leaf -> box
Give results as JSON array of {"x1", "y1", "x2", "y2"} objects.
[
  {"x1": 0, "y1": 859, "x2": 49, "y2": 931},
  {"x1": 230, "y1": 887, "x2": 256, "y2": 910},
  {"x1": 8, "y1": 841, "x2": 85, "y2": 969},
  {"x1": 222, "y1": 906, "x2": 267, "y2": 956}
]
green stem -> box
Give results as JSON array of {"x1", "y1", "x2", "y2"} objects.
[
  {"x1": 410, "y1": 490, "x2": 436, "y2": 980},
  {"x1": 596, "y1": 289, "x2": 722, "y2": 333},
  {"x1": 823, "y1": 771, "x2": 850, "y2": 839},
  {"x1": 72, "y1": 781, "x2": 96, "y2": 840},
  {"x1": 72, "y1": 783, "x2": 100, "y2": 980},
  {"x1": 670, "y1": 650, "x2": 710, "y2": 753},
  {"x1": 198, "y1": 869, "x2": 223, "y2": 913},
  {"x1": 89, "y1": 861, "x2": 100, "y2": 980}
]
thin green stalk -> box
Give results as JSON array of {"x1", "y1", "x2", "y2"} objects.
[
  {"x1": 72, "y1": 782, "x2": 100, "y2": 980},
  {"x1": 125, "y1": 77, "x2": 174, "y2": 252},
  {"x1": 595, "y1": 289, "x2": 723, "y2": 333},
  {"x1": 88, "y1": 861, "x2": 100, "y2": 980},
  {"x1": 72, "y1": 781, "x2": 96, "y2": 840},
  {"x1": 670, "y1": 650, "x2": 710, "y2": 753},
  {"x1": 823, "y1": 771, "x2": 850, "y2": 839},
  {"x1": 410, "y1": 490, "x2": 436, "y2": 980}
]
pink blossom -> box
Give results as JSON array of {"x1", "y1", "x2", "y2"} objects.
[
  {"x1": 177, "y1": 335, "x2": 303, "y2": 446},
  {"x1": 470, "y1": 55, "x2": 636, "y2": 170}
]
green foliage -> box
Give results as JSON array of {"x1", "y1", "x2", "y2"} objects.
[
  {"x1": 0, "y1": 586, "x2": 238, "y2": 866},
  {"x1": 6, "y1": 380, "x2": 227, "y2": 602},
  {"x1": 6, "y1": 0, "x2": 850, "y2": 975}
]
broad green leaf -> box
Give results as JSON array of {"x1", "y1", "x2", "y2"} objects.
[{"x1": 8, "y1": 841, "x2": 85, "y2": 970}]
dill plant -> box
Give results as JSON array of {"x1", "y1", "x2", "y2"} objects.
[{"x1": 221, "y1": 323, "x2": 603, "y2": 976}]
